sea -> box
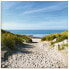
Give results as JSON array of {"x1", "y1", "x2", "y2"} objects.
[{"x1": 7, "y1": 30, "x2": 66, "y2": 38}]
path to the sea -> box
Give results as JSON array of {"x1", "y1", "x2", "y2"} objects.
[{"x1": 1, "y1": 38, "x2": 67, "y2": 68}]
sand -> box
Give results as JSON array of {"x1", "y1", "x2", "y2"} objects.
[{"x1": 1, "y1": 38, "x2": 68, "y2": 68}]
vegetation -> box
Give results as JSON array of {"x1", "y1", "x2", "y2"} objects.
[
  {"x1": 1, "y1": 29, "x2": 32, "y2": 50},
  {"x1": 16, "y1": 34, "x2": 32, "y2": 43},
  {"x1": 42, "y1": 30, "x2": 68, "y2": 51},
  {"x1": 41, "y1": 30, "x2": 68, "y2": 42},
  {"x1": 58, "y1": 43, "x2": 68, "y2": 50},
  {"x1": 61, "y1": 43, "x2": 68, "y2": 47}
]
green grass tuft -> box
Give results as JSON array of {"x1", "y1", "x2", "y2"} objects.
[
  {"x1": 1, "y1": 29, "x2": 32, "y2": 50},
  {"x1": 41, "y1": 30, "x2": 68, "y2": 42}
]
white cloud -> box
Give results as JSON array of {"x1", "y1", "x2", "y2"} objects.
[
  {"x1": 22, "y1": 2, "x2": 67, "y2": 15},
  {"x1": 1, "y1": 2, "x2": 68, "y2": 30}
]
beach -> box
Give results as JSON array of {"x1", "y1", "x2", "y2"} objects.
[
  {"x1": 1, "y1": 38, "x2": 68, "y2": 68},
  {"x1": 1, "y1": 1, "x2": 68, "y2": 68}
]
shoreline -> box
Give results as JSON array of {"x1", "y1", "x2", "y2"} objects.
[{"x1": 27, "y1": 34, "x2": 47, "y2": 38}]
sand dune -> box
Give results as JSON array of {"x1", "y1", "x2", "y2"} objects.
[{"x1": 1, "y1": 38, "x2": 68, "y2": 68}]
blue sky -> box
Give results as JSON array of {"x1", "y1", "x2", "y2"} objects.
[{"x1": 1, "y1": 1, "x2": 68, "y2": 30}]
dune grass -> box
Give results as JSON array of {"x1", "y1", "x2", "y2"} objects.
[
  {"x1": 58, "y1": 43, "x2": 68, "y2": 50},
  {"x1": 1, "y1": 29, "x2": 32, "y2": 50},
  {"x1": 41, "y1": 30, "x2": 68, "y2": 42},
  {"x1": 61, "y1": 43, "x2": 68, "y2": 47}
]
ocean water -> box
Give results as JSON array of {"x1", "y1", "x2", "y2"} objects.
[{"x1": 7, "y1": 30, "x2": 66, "y2": 38}]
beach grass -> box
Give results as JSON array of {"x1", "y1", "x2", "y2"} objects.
[
  {"x1": 41, "y1": 30, "x2": 68, "y2": 42},
  {"x1": 1, "y1": 29, "x2": 32, "y2": 50}
]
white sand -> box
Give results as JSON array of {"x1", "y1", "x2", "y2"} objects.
[
  {"x1": 32, "y1": 38, "x2": 41, "y2": 42},
  {"x1": 1, "y1": 38, "x2": 68, "y2": 68}
]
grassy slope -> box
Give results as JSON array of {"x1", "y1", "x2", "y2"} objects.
[
  {"x1": 41, "y1": 30, "x2": 68, "y2": 50},
  {"x1": 41, "y1": 30, "x2": 68, "y2": 42},
  {"x1": 1, "y1": 29, "x2": 32, "y2": 50}
]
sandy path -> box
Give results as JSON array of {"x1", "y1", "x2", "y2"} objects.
[{"x1": 1, "y1": 38, "x2": 68, "y2": 68}]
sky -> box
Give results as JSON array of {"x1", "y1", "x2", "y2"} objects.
[{"x1": 1, "y1": 1, "x2": 68, "y2": 30}]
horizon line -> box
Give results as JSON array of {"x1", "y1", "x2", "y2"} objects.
[{"x1": 2, "y1": 29, "x2": 67, "y2": 30}]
